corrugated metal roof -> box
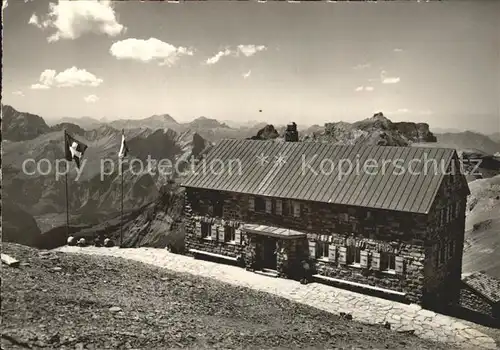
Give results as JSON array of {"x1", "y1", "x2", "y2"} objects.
[
  {"x1": 462, "y1": 272, "x2": 500, "y2": 304},
  {"x1": 182, "y1": 139, "x2": 457, "y2": 214}
]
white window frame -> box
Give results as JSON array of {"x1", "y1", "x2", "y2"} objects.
[
  {"x1": 316, "y1": 241, "x2": 329, "y2": 261},
  {"x1": 380, "y1": 252, "x2": 397, "y2": 274},
  {"x1": 448, "y1": 240, "x2": 454, "y2": 258},
  {"x1": 348, "y1": 246, "x2": 361, "y2": 267},
  {"x1": 275, "y1": 199, "x2": 283, "y2": 215},
  {"x1": 293, "y1": 201, "x2": 301, "y2": 217},
  {"x1": 439, "y1": 243, "x2": 445, "y2": 264},
  {"x1": 340, "y1": 213, "x2": 349, "y2": 223},
  {"x1": 201, "y1": 222, "x2": 212, "y2": 239},
  {"x1": 224, "y1": 226, "x2": 236, "y2": 243}
]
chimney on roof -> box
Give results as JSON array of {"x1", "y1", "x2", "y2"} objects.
[{"x1": 285, "y1": 122, "x2": 299, "y2": 142}]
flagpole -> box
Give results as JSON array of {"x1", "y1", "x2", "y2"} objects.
[
  {"x1": 120, "y1": 155, "x2": 124, "y2": 247},
  {"x1": 64, "y1": 130, "x2": 70, "y2": 241},
  {"x1": 120, "y1": 129, "x2": 124, "y2": 248}
]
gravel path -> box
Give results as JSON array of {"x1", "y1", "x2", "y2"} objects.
[{"x1": 58, "y1": 246, "x2": 498, "y2": 349}]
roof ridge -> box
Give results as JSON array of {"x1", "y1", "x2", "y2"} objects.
[{"x1": 182, "y1": 140, "x2": 460, "y2": 214}]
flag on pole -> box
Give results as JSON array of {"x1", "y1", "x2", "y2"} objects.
[
  {"x1": 65, "y1": 132, "x2": 88, "y2": 168},
  {"x1": 118, "y1": 129, "x2": 129, "y2": 158}
]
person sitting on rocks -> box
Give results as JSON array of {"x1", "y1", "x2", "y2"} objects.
[
  {"x1": 94, "y1": 233, "x2": 103, "y2": 247},
  {"x1": 103, "y1": 238, "x2": 114, "y2": 247},
  {"x1": 67, "y1": 236, "x2": 76, "y2": 246},
  {"x1": 77, "y1": 238, "x2": 86, "y2": 247}
]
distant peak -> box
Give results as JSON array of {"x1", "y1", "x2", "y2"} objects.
[
  {"x1": 189, "y1": 116, "x2": 230, "y2": 129},
  {"x1": 371, "y1": 112, "x2": 389, "y2": 121},
  {"x1": 149, "y1": 114, "x2": 178, "y2": 124}
]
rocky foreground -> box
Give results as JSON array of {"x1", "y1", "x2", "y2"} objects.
[{"x1": 1, "y1": 243, "x2": 455, "y2": 350}]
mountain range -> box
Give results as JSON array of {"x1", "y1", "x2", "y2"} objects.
[
  {"x1": 2, "y1": 105, "x2": 211, "y2": 247},
  {"x1": 2, "y1": 104, "x2": 500, "y2": 278},
  {"x1": 301, "y1": 112, "x2": 438, "y2": 145},
  {"x1": 489, "y1": 132, "x2": 500, "y2": 143},
  {"x1": 48, "y1": 113, "x2": 261, "y2": 143}
]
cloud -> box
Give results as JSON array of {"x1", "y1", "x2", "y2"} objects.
[
  {"x1": 31, "y1": 83, "x2": 50, "y2": 90},
  {"x1": 354, "y1": 86, "x2": 374, "y2": 92},
  {"x1": 237, "y1": 45, "x2": 267, "y2": 57},
  {"x1": 382, "y1": 77, "x2": 401, "y2": 84},
  {"x1": 110, "y1": 38, "x2": 193, "y2": 66},
  {"x1": 389, "y1": 109, "x2": 434, "y2": 116},
  {"x1": 205, "y1": 48, "x2": 232, "y2": 65},
  {"x1": 28, "y1": 13, "x2": 43, "y2": 28},
  {"x1": 205, "y1": 45, "x2": 267, "y2": 65},
  {"x1": 380, "y1": 70, "x2": 400, "y2": 84},
  {"x1": 353, "y1": 63, "x2": 371, "y2": 70},
  {"x1": 31, "y1": 0, "x2": 125, "y2": 42},
  {"x1": 394, "y1": 48, "x2": 404, "y2": 52},
  {"x1": 204, "y1": 44, "x2": 267, "y2": 65},
  {"x1": 31, "y1": 67, "x2": 103, "y2": 89},
  {"x1": 84, "y1": 94, "x2": 99, "y2": 103},
  {"x1": 12, "y1": 91, "x2": 24, "y2": 96},
  {"x1": 243, "y1": 70, "x2": 252, "y2": 79}
]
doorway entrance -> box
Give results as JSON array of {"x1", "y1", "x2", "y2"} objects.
[{"x1": 261, "y1": 237, "x2": 278, "y2": 270}]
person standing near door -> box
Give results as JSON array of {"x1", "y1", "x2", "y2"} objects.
[{"x1": 300, "y1": 259, "x2": 312, "y2": 284}]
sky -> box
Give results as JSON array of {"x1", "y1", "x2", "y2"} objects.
[{"x1": 2, "y1": 0, "x2": 499, "y2": 134}]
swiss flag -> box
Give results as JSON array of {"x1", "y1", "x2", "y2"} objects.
[{"x1": 65, "y1": 132, "x2": 88, "y2": 168}]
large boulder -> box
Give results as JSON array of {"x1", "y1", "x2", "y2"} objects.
[{"x1": 249, "y1": 124, "x2": 280, "y2": 140}]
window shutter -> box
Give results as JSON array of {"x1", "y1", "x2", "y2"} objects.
[
  {"x1": 217, "y1": 225, "x2": 224, "y2": 242},
  {"x1": 275, "y1": 200, "x2": 282, "y2": 215},
  {"x1": 265, "y1": 199, "x2": 272, "y2": 213},
  {"x1": 339, "y1": 247, "x2": 347, "y2": 265},
  {"x1": 210, "y1": 225, "x2": 217, "y2": 240},
  {"x1": 371, "y1": 252, "x2": 380, "y2": 270},
  {"x1": 248, "y1": 197, "x2": 255, "y2": 211},
  {"x1": 360, "y1": 250, "x2": 368, "y2": 268},
  {"x1": 395, "y1": 256, "x2": 404, "y2": 274},
  {"x1": 308, "y1": 241, "x2": 316, "y2": 258},
  {"x1": 293, "y1": 201, "x2": 301, "y2": 217},
  {"x1": 328, "y1": 244, "x2": 337, "y2": 262},
  {"x1": 234, "y1": 228, "x2": 241, "y2": 244},
  {"x1": 195, "y1": 222, "x2": 202, "y2": 237}
]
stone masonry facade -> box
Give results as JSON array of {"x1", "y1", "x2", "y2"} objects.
[
  {"x1": 459, "y1": 286, "x2": 496, "y2": 319},
  {"x1": 423, "y1": 158, "x2": 468, "y2": 308},
  {"x1": 184, "y1": 158, "x2": 467, "y2": 307}
]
